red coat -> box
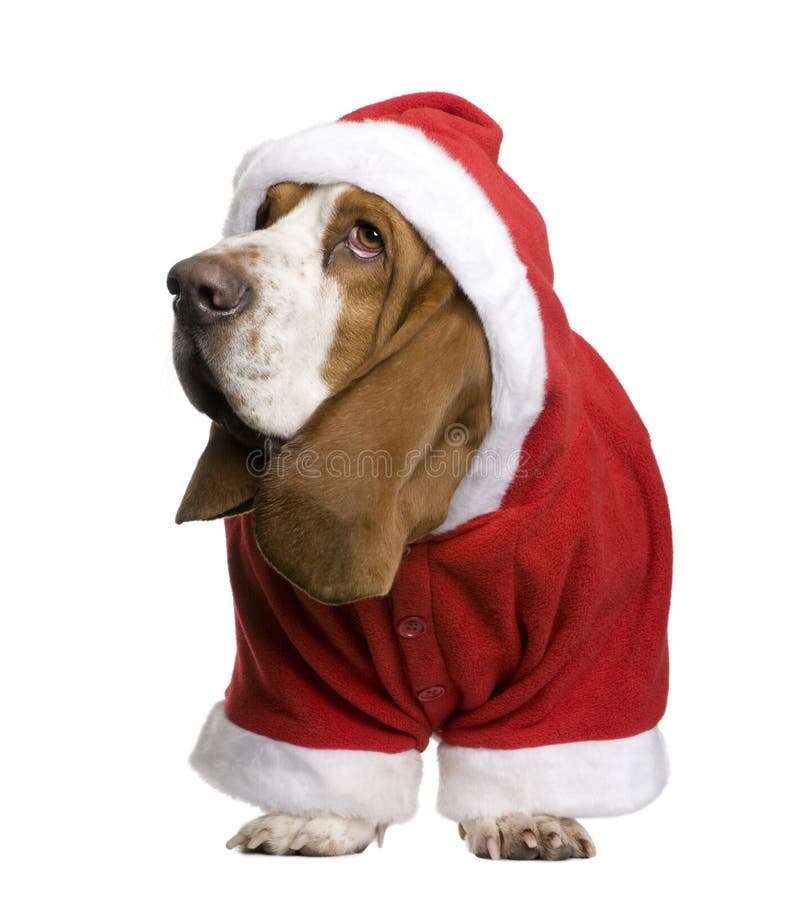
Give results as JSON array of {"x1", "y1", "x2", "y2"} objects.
[
  {"x1": 223, "y1": 336, "x2": 671, "y2": 754},
  {"x1": 192, "y1": 95, "x2": 672, "y2": 820}
]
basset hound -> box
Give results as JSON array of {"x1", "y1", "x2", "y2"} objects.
[{"x1": 169, "y1": 94, "x2": 672, "y2": 860}]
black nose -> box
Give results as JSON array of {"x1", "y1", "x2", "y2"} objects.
[{"x1": 167, "y1": 255, "x2": 251, "y2": 325}]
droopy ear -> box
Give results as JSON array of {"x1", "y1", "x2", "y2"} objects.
[
  {"x1": 251, "y1": 268, "x2": 492, "y2": 604},
  {"x1": 176, "y1": 422, "x2": 261, "y2": 523}
]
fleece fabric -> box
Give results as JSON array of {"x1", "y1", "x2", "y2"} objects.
[
  {"x1": 224, "y1": 378, "x2": 670, "y2": 753},
  {"x1": 217, "y1": 94, "x2": 672, "y2": 758}
]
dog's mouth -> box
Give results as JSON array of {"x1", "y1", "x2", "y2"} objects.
[{"x1": 175, "y1": 343, "x2": 285, "y2": 454}]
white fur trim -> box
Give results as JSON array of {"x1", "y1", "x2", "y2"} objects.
[
  {"x1": 436, "y1": 728, "x2": 669, "y2": 821},
  {"x1": 190, "y1": 702, "x2": 422, "y2": 823},
  {"x1": 224, "y1": 120, "x2": 547, "y2": 532}
]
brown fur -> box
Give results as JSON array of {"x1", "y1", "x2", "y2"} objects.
[
  {"x1": 178, "y1": 183, "x2": 492, "y2": 604},
  {"x1": 261, "y1": 181, "x2": 317, "y2": 223},
  {"x1": 176, "y1": 422, "x2": 260, "y2": 522},
  {"x1": 320, "y1": 187, "x2": 438, "y2": 390},
  {"x1": 254, "y1": 273, "x2": 491, "y2": 604}
]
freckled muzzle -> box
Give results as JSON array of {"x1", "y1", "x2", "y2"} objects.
[
  {"x1": 168, "y1": 250, "x2": 276, "y2": 448},
  {"x1": 169, "y1": 184, "x2": 351, "y2": 442}
]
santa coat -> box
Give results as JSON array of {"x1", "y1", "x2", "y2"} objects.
[{"x1": 190, "y1": 93, "x2": 672, "y2": 825}]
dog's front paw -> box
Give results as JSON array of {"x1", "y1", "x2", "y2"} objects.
[
  {"x1": 226, "y1": 813, "x2": 380, "y2": 856},
  {"x1": 459, "y1": 815, "x2": 595, "y2": 861}
]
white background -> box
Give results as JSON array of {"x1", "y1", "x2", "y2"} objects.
[{"x1": 2, "y1": 1, "x2": 787, "y2": 896}]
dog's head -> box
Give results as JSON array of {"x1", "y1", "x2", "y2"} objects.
[
  {"x1": 170, "y1": 95, "x2": 550, "y2": 605},
  {"x1": 170, "y1": 181, "x2": 492, "y2": 603}
]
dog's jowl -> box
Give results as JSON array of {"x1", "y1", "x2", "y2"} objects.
[{"x1": 169, "y1": 93, "x2": 671, "y2": 859}]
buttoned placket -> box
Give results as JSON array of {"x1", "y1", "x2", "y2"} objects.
[{"x1": 390, "y1": 542, "x2": 459, "y2": 731}]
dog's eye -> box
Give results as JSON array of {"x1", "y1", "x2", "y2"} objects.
[
  {"x1": 346, "y1": 223, "x2": 384, "y2": 259},
  {"x1": 255, "y1": 199, "x2": 271, "y2": 230}
]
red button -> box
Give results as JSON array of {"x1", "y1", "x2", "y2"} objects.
[
  {"x1": 398, "y1": 616, "x2": 426, "y2": 638},
  {"x1": 417, "y1": 686, "x2": 445, "y2": 702}
]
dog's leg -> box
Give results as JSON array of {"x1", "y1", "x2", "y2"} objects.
[
  {"x1": 458, "y1": 815, "x2": 595, "y2": 861},
  {"x1": 226, "y1": 813, "x2": 386, "y2": 856}
]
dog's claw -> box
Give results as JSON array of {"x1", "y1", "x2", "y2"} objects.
[
  {"x1": 226, "y1": 812, "x2": 377, "y2": 856},
  {"x1": 288, "y1": 833, "x2": 310, "y2": 851},
  {"x1": 375, "y1": 823, "x2": 387, "y2": 848},
  {"x1": 485, "y1": 835, "x2": 501, "y2": 860},
  {"x1": 225, "y1": 833, "x2": 247, "y2": 850},
  {"x1": 246, "y1": 830, "x2": 269, "y2": 850},
  {"x1": 460, "y1": 814, "x2": 595, "y2": 861}
]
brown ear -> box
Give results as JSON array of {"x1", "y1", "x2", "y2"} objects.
[
  {"x1": 176, "y1": 422, "x2": 261, "y2": 523},
  {"x1": 251, "y1": 268, "x2": 492, "y2": 604}
]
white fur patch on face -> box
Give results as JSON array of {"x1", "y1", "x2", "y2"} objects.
[{"x1": 194, "y1": 184, "x2": 348, "y2": 438}]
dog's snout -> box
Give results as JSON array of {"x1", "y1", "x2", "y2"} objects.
[{"x1": 168, "y1": 255, "x2": 251, "y2": 326}]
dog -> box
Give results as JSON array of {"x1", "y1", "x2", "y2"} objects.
[{"x1": 169, "y1": 93, "x2": 672, "y2": 859}]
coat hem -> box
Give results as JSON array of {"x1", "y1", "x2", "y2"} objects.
[
  {"x1": 436, "y1": 727, "x2": 669, "y2": 820},
  {"x1": 189, "y1": 701, "x2": 422, "y2": 824}
]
